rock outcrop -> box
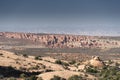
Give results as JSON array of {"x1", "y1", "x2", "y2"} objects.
[
  {"x1": 0, "y1": 32, "x2": 119, "y2": 48},
  {"x1": 89, "y1": 56, "x2": 105, "y2": 67}
]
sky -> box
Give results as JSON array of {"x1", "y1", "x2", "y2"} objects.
[{"x1": 0, "y1": 0, "x2": 120, "y2": 36}]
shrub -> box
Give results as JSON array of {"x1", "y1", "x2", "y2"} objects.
[
  {"x1": 55, "y1": 60, "x2": 69, "y2": 66},
  {"x1": 22, "y1": 54, "x2": 28, "y2": 58},
  {"x1": 55, "y1": 60, "x2": 62, "y2": 64},
  {"x1": 44, "y1": 69, "x2": 53, "y2": 72},
  {"x1": 69, "y1": 60, "x2": 76, "y2": 65},
  {"x1": 35, "y1": 56, "x2": 42, "y2": 60},
  {"x1": 86, "y1": 68, "x2": 98, "y2": 73},
  {"x1": 86, "y1": 66, "x2": 98, "y2": 73},
  {"x1": 99, "y1": 66, "x2": 120, "y2": 80},
  {"x1": 62, "y1": 62, "x2": 69, "y2": 66},
  {"x1": 50, "y1": 75, "x2": 66, "y2": 80},
  {"x1": 68, "y1": 75, "x2": 83, "y2": 80}
]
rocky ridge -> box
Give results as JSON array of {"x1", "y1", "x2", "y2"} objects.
[{"x1": 0, "y1": 32, "x2": 119, "y2": 48}]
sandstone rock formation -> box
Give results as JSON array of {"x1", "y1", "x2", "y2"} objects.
[
  {"x1": 89, "y1": 56, "x2": 105, "y2": 67},
  {"x1": 0, "y1": 32, "x2": 119, "y2": 48}
]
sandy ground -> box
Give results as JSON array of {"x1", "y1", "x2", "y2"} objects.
[
  {"x1": 0, "y1": 50, "x2": 65, "y2": 72},
  {"x1": 37, "y1": 70, "x2": 97, "y2": 80},
  {"x1": 0, "y1": 50, "x2": 110, "y2": 80}
]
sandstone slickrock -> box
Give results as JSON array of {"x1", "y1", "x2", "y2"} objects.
[{"x1": 89, "y1": 56, "x2": 105, "y2": 67}]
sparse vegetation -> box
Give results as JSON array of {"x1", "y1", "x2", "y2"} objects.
[
  {"x1": 69, "y1": 60, "x2": 76, "y2": 65},
  {"x1": 98, "y1": 66, "x2": 120, "y2": 80},
  {"x1": 55, "y1": 60, "x2": 69, "y2": 66},
  {"x1": 35, "y1": 56, "x2": 42, "y2": 60},
  {"x1": 26, "y1": 75, "x2": 37, "y2": 80},
  {"x1": 22, "y1": 54, "x2": 28, "y2": 58},
  {"x1": 62, "y1": 62, "x2": 69, "y2": 66},
  {"x1": 50, "y1": 75, "x2": 66, "y2": 80},
  {"x1": 68, "y1": 75, "x2": 83, "y2": 80},
  {"x1": 55, "y1": 60, "x2": 62, "y2": 64},
  {"x1": 0, "y1": 48, "x2": 120, "y2": 80},
  {"x1": 108, "y1": 60, "x2": 113, "y2": 64},
  {"x1": 20, "y1": 73, "x2": 37, "y2": 80},
  {"x1": 29, "y1": 65, "x2": 40, "y2": 70},
  {"x1": 86, "y1": 66, "x2": 98, "y2": 73}
]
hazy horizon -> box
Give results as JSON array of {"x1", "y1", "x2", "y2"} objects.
[{"x1": 0, "y1": 0, "x2": 120, "y2": 36}]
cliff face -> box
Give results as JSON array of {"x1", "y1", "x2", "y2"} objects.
[{"x1": 0, "y1": 32, "x2": 119, "y2": 48}]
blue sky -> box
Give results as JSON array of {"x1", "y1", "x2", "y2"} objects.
[{"x1": 0, "y1": 0, "x2": 120, "y2": 36}]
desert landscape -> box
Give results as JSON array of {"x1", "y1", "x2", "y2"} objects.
[
  {"x1": 0, "y1": 32, "x2": 120, "y2": 80},
  {"x1": 1, "y1": 0, "x2": 120, "y2": 80}
]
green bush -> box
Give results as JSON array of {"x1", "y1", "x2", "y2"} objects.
[
  {"x1": 86, "y1": 67, "x2": 98, "y2": 73},
  {"x1": 35, "y1": 56, "x2": 42, "y2": 60},
  {"x1": 68, "y1": 75, "x2": 83, "y2": 80},
  {"x1": 99, "y1": 66, "x2": 120, "y2": 80},
  {"x1": 62, "y1": 62, "x2": 69, "y2": 66},
  {"x1": 55, "y1": 60, "x2": 69, "y2": 66},
  {"x1": 55, "y1": 60, "x2": 62, "y2": 64}
]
